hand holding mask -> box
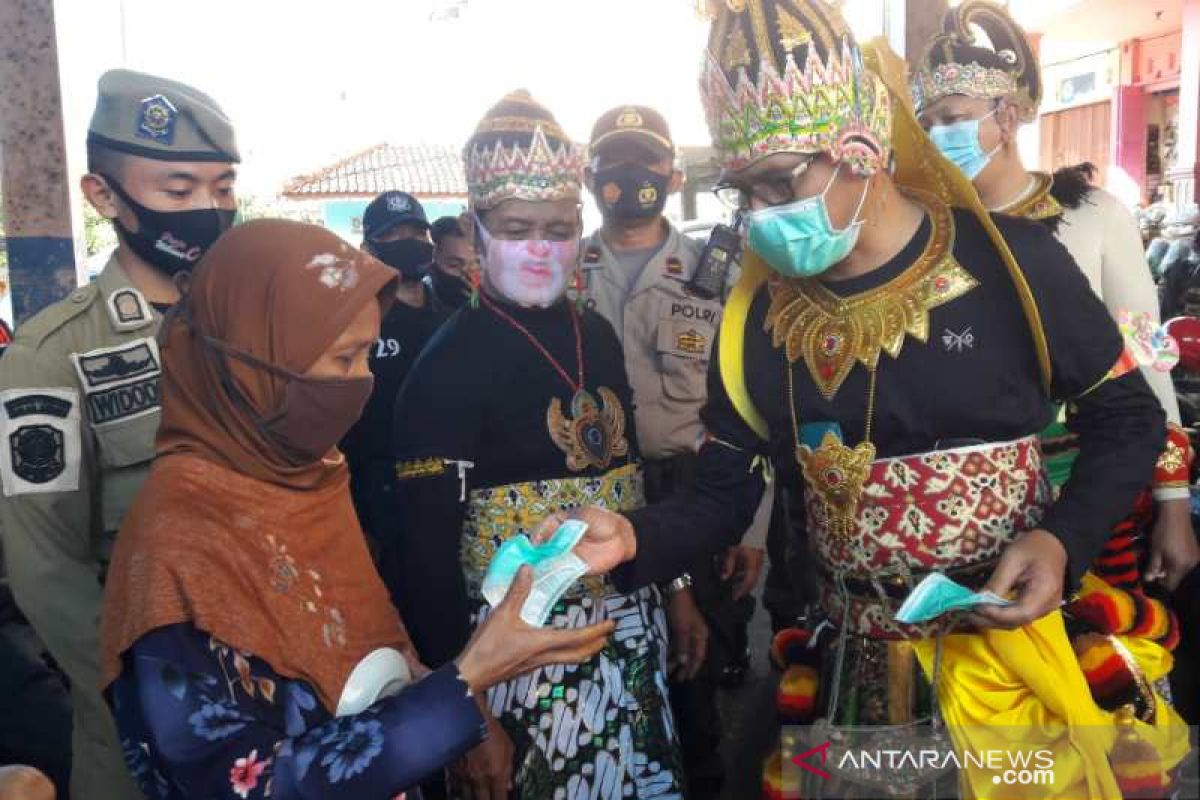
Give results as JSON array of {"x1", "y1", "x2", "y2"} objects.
[
  {"x1": 894, "y1": 572, "x2": 1012, "y2": 624},
  {"x1": 482, "y1": 520, "x2": 589, "y2": 626}
]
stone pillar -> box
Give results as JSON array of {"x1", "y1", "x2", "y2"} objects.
[
  {"x1": 1112, "y1": 85, "x2": 1149, "y2": 203},
  {"x1": 1167, "y1": 0, "x2": 1200, "y2": 207},
  {"x1": 0, "y1": 0, "x2": 77, "y2": 325},
  {"x1": 905, "y1": 0, "x2": 949, "y2": 64}
]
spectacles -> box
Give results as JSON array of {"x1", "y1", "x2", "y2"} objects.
[{"x1": 712, "y1": 160, "x2": 813, "y2": 211}]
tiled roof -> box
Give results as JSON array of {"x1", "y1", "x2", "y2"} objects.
[{"x1": 282, "y1": 142, "x2": 467, "y2": 199}]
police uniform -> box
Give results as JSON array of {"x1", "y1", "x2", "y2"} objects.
[
  {"x1": 0, "y1": 69, "x2": 238, "y2": 800},
  {"x1": 581, "y1": 104, "x2": 767, "y2": 799}
]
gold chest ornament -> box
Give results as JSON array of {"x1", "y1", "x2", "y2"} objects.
[
  {"x1": 547, "y1": 387, "x2": 629, "y2": 473},
  {"x1": 775, "y1": 192, "x2": 978, "y2": 534}
]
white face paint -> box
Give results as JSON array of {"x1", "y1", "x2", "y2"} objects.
[{"x1": 476, "y1": 220, "x2": 579, "y2": 308}]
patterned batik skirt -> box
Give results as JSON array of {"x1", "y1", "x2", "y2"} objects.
[{"x1": 460, "y1": 464, "x2": 683, "y2": 800}]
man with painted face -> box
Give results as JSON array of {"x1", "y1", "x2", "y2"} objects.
[
  {"x1": 341, "y1": 191, "x2": 451, "y2": 544},
  {"x1": 384, "y1": 90, "x2": 683, "y2": 799},
  {"x1": 580, "y1": 104, "x2": 766, "y2": 799},
  {"x1": 913, "y1": 1, "x2": 1200, "y2": 599},
  {"x1": 540, "y1": 1, "x2": 1191, "y2": 796},
  {"x1": 0, "y1": 69, "x2": 239, "y2": 799}
]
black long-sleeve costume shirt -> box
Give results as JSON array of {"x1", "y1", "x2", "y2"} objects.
[
  {"x1": 384, "y1": 299, "x2": 637, "y2": 667},
  {"x1": 617, "y1": 208, "x2": 1165, "y2": 593}
]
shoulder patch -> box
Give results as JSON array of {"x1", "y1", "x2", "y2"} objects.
[
  {"x1": 70, "y1": 338, "x2": 162, "y2": 427},
  {"x1": 106, "y1": 287, "x2": 154, "y2": 332},
  {"x1": 0, "y1": 388, "x2": 81, "y2": 496}
]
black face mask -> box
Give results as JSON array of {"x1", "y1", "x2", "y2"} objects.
[
  {"x1": 367, "y1": 238, "x2": 433, "y2": 281},
  {"x1": 593, "y1": 164, "x2": 671, "y2": 220},
  {"x1": 430, "y1": 265, "x2": 470, "y2": 309},
  {"x1": 102, "y1": 174, "x2": 236, "y2": 276}
]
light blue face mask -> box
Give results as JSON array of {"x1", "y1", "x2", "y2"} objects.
[
  {"x1": 893, "y1": 572, "x2": 1012, "y2": 625},
  {"x1": 743, "y1": 163, "x2": 868, "y2": 279},
  {"x1": 928, "y1": 109, "x2": 1001, "y2": 180},
  {"x1": 480, "y1": 520, "x2": 589, "y2": 627}
]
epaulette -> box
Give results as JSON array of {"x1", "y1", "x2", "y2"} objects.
[{"x1": 10, "y1": 283, "x2": 100, "y2": 351}]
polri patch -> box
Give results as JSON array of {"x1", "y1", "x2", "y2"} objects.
[
  {"x1": 137, "y1": 94, "x2": 178, "y2": 145},
  {"x1": 71, "y1": 338, "x2": 162, "y2": 427},
  {"x1": 0, "y1": 388, "x2": 81, "y2": 496}
]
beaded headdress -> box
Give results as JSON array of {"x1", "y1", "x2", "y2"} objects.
[
  {"x1": 699, "y1": 0, "x2": 892, "y2": 176},
  {"x1": 911, "y1": 0, "x2": 1040, "y2": 122},
  {"x1": 463, "y1": 90, "x2": 585, "y2": 210}
]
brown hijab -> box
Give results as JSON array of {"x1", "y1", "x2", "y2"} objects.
[{"x1": 101, "y1": 219, "x2": 409, "y2": 712}]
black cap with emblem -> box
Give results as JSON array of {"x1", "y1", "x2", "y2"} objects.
[{"x1": 362, "y1": 191, "x2": 430, "y2": 241}]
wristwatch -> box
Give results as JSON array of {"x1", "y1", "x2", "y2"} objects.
[{"x1": 666, "y1": 573, "x2": 694, "y2": 596}]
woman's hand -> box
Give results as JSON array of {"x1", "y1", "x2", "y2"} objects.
[
  {"x1": 531, "y1": 505, "x2": 636, "y2": 576},
  {"x1": 455, "y1": 566, "x2": 614, "y2": 692}
]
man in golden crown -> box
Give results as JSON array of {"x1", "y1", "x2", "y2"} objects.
[
  {"x1": 548, "y1": 1, "x2": 1192, "y2": 797},
  {"x1": 383, "y1": 90, "x2": 684, "y2": 799}
]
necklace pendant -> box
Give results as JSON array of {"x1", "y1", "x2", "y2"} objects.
[
  {"x1": 547, "y1": 387, "x2": 630, "y2": 472},
  {"x1": 796, "y1": 431, "x2": 876, "y2": 544}
]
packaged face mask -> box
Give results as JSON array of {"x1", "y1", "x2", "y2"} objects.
[
  {"x1": 893, "y1": 572, "x2": 1012, "y2": 625},
  {"x1": 481, "y1": 520, "x2": 589, "y2": 627}
]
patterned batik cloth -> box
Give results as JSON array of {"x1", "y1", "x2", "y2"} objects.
[
  {"x1": 470, "y1": 589, "x2": 681, "y2": 800},
  {"x1": 457, "y1": 465, "x2": 683, "y2": 799}
]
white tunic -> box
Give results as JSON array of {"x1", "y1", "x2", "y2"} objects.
[{"x1": 1053, "y1": 186, "x2": 1185, "y2": 500}]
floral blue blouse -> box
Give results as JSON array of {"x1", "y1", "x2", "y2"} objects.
[{"x1": 109, "y1": 623, "x2": 485, "y2": 799}]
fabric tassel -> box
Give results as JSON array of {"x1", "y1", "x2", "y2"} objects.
[
  {"x1": 1110, "y1": 704, "x2": 1170, "y2": 797},
  {"x1": 468, "y1": 268, "x2": 482, "y2": 309},
  {"x1": 1073, "y1": 633, "x2": 1142, "y2": 713}
]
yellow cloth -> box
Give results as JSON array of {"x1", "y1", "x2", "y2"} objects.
[{"x1": 913, "y1": 610, "x2": 1189, "y2": 799}]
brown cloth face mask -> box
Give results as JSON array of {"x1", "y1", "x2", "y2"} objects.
[{"x1": 203, "y1": 334, "x2": 374, "y2": 465}]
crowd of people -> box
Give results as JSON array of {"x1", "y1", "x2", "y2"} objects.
[{"x1": 1, "y1": 0, "x2": 1200, "y2": 798}]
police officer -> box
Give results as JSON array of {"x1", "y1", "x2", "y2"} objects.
[
  {"x1": 0, "y1": 69, "x2": 239, "y2": 799},
  {"x1": 581, "y1": 105, "x2": 768, "y2": 799},
  {"x1": 341, "y1": 191, "x2": 452, "y2": 544}
]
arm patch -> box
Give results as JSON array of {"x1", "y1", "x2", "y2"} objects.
[{"x1": 0, "y1": 388, "x2": 82, "y2": 495}]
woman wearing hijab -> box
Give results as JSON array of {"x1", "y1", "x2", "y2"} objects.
[{"x1": 99, "y1": 219, "x2": 617, "y2": 800}]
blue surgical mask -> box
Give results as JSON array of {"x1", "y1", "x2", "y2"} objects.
[
  {"x1": 743, "y1": 164, "x2": 868, "y2": 279},
  {"x1": 929, "y1": 110, "x2": 1001, "y2": 180}
]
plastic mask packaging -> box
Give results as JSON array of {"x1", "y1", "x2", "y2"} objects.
[{"x1": 481, "y1": 519, "x2": 589, "y2": 626}]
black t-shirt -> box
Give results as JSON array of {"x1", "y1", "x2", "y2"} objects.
[{"x1": 341, "y1": 284, "x2": 451, "y2": 472}]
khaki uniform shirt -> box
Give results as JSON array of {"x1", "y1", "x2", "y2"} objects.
[
  {"x1": 581, "y1": 224, "x2": 769, "y2": 547},
  {"x1": 0, "y1": 255, "x2": 160, "y2": 799}
]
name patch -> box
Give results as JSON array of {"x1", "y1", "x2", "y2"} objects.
[
  {"x1": 71, "y1": 338, "x2": 162, "y2": 427},
  {"x1": 86, "y1": 376, "x2": 160, "y2": 427}
]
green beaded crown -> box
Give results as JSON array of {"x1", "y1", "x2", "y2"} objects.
[{"x1": 700, "y1": 0, "x2": 891, "y2": 175}]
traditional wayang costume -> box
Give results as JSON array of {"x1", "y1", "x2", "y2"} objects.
[
  {"x1": 386, "y1": 92, "x2": 682, "y2": 799},
  {"x1": 913, "y1": 0, "x2": 1192, "y2": 763},
  {"x1": 606, "y1": 1, "x2": 1191, "y2": 797}
]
